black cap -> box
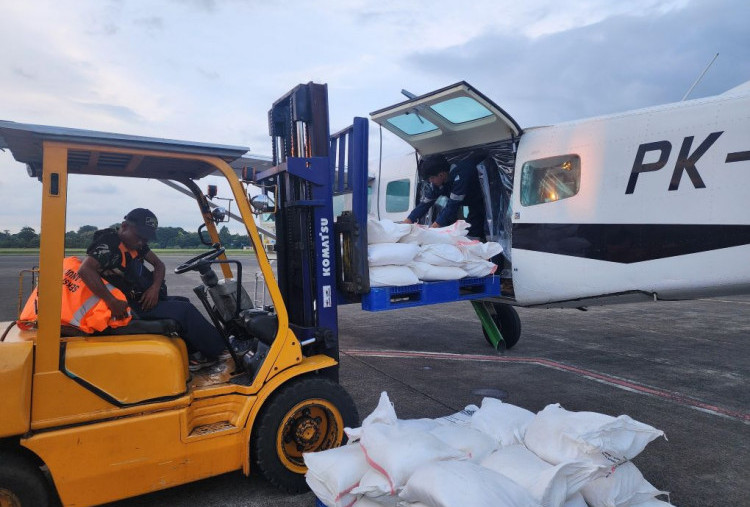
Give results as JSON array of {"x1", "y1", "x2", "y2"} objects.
[
  {"x1": 421, "y1": 154, "x2": 449, "y2": 179},
  {"x1": 124, "y1": 208, "x2": 158, "y2": 241}
]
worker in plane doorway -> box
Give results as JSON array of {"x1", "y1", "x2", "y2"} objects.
[{"x1": 404, "y1": 154, "x2": 486, "y2": 241}]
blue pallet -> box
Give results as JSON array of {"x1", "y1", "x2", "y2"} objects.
[{"x1": 361, "y1": 276, "x2": 500, "y2": 312}]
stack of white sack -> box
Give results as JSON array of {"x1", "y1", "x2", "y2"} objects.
[
  {"x1": 367, "y1": 218, "x2": 503, "y2": 285},
  {"x1": 305, "y1": 393, "x2": 674, "y2": 507},
  {"x1": 367, "y1": 218, "x2": 420, "y2": 287}
]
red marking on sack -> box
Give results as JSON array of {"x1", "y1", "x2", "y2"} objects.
[{"x1": 360, "y1": 443, "x2": 396, "y2": 495}]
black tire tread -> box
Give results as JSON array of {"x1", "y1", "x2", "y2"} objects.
[
  {"x1": 0, "y1": 450, "x2": 51, "y2": 507},
  {"x1": 250, "y1": 376, "x2": 359, "y2": 493}
]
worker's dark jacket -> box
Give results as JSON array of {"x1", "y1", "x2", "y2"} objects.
[{"x1": 407, "y1": 160, "x2": 486, "y2": 238}]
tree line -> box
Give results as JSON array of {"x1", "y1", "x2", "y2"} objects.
[{"x1": 0, "y1": 225, "x2": 253, "y2": 249}]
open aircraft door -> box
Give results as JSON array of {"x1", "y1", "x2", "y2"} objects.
[
  {"x1": 369, "y1": 81, "x2": 522, "y2": 155},
  {"x1": 370, "y1": 82, "x2": 522, "y2": 260}
]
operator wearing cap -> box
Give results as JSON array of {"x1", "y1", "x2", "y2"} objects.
[
  {"x1": 78, "y1": 208, "x2": 225, "y2": 371},
  {"x1": 404, "y1": 154, "x2": 486, "y2": 240}
]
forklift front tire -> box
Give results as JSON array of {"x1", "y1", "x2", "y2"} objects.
[
  {"x1": 0, "y1": 451, "x2": 52, "y2": 507},
  {"x1": 251, "y1": 376, "x2": 359, "y2": 493}
]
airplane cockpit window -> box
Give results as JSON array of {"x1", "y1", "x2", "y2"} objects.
[
  {"x1": 520, "y1": 155, "x2": 581, "y2": 206},
  {"x1": 387, "y1": 114, "x2": 439, "y2": 135},
  {"x1": 385, "y1": 179, "x2": 411, "y2": 212},
  {"x1": 429, "y1": 96, "x2": 493, "y2": 124}
]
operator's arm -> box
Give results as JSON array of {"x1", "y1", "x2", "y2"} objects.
[
  {"x1": 433, "y1": 168, "x2": 469, "y2": 228},
  {"x1": 406, "y1": 183, "x2": 439, "y2": 224},
  {"x1": 139, "y1": 250, "x2": 165, "y2": 311},
  {"x1": 78, "y1": 257, "x2": 130, "y2": 319}
]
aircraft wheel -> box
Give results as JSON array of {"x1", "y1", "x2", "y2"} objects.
[
  {"x1": 482, "y1": 303, "x2": 522, "y2": 349},
  {"x1": 251, "y1": 376, "x2": 359, "y2": 493},
  {"x1": 0, "y1": 451, "x2": 51, "y2": 507}
]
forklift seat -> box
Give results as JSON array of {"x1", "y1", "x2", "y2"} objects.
[{"x1": 61, "y1": 318, "x2": 181, "y2": 338}]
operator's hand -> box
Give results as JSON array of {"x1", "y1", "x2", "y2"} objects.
[
  {"x1": 139, "y1": 285, "x2": 161, "y2": 311},
  {"x1": 107, "y1": 298, "x2": 130, "y2": 320}
]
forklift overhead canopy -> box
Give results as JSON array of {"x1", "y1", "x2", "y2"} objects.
[
  {"x1": 370, "y1": 81, "x2": 522, "y2": 157},
  {"x1": 0, "y1": 120, "x2": 250, "y2": 180}
]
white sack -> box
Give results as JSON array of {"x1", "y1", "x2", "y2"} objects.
[
  {"x1": 481, "y1": 445, "x2": 605, "y2": 507},
  {"x1": 470, "y1": 397, "x2": 534, "y2": 447},
  {"x1": 428, "y1": 425, "x2": 499, "y2": 463},
  {"x1": 359, "y1": 422, "x2": 467, "y2": 495},
  {"x1": 433, "y1": 404, "x2": 479, "y2": 427},
  {"x1": 414, "y1": 244, "x2": 465, "y2": 267},
  {"x1": 368, "y1": 243, "x2": 420, "y2": 266},
  {"x1": 524, "y1": 404, "x2": 665, "y2": 466},
  {"x1": 368, "y1": 218, "x2": 411, "y2": 244},
  {"x1": 304, "y1": 443, "x2": 369, "y2": 507},
  {"x1": 399, "y1": 460, "x2": 538, "y2": 507},
  {"x1": 458, "y1": 241, "x2": 503, "y2": 260},
  {"x1": 409, "y1": 261, "x2": 467, "y2": 281},
  {"x1": 564, "y1": 493, "x2": 588, "y2": 507},
  {"x1": 352, "y1": 495, "x2": 402, "y2": 507},
  {"x1": 581, "y1": 462, "x2": 667, "y2": 507},
  {"x1": 460, "y1": 259, "x2": 497, "y2": 277},
  {"x1": 399, "y1": 221, "x2": 471, "y2": 245},
  {"x1": 346, "y1": 392, "x2": 399, "y2": 442},
  {"x1": 630, "y1": 499, "x2": 675, "y2": 506},
  {"x1": 350, "y1": 468, "x2": 394, "y2": 499},
  {"x1": 369, "y1": 266, "x2": 420, "y2": 287}
]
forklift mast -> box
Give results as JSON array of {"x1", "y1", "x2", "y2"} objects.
[{"x1": 261, "y1": 83, "x2": 339, "y2": 369}]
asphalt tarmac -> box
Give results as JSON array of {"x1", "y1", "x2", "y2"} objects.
[{"x1": 1, "y1": 253, "x2": 747, "y2": 507}]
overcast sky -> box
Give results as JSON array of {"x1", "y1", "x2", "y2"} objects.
[{"x1": 1, "y1": 0, "x2": 748, "y2": 233}]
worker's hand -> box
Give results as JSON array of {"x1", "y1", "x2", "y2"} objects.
[
  {"x1": 402, "y1": 218, "x2": 413, "y2": 224},
  {"x1": 107, "y1": 298, "x2": 130, "y2": 320},
  {"x1": 139, "y1": 285, "x2": 161, "y2": 311},
  {"x1": 429, "y1": 222, "x2": 440, "y2": 229}
]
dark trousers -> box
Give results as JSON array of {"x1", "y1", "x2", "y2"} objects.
[{"x1": 134, "y1": 296, "x2": 225, "y2": 359}]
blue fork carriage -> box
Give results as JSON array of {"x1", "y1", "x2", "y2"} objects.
[{"x1": 329, "y1": 117, "x2": 502, "y2": 311}]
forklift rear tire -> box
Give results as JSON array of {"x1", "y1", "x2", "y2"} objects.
[
  {"x1": 251, "y1": 376, "x2": 359, "y2": 493},
  {"x1": 482, "y1": 303, "x2": 522, "y2": 349},
  {"x1": 0, "y1": 451, "x2": 51, "y2": 507}
]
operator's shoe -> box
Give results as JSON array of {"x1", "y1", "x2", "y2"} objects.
[
  {"x1": 188, "y1": 352, "x2": 220, "y2": 372},
  {"x1": 220, "y1": 336, "x2": 253, "y2": 359}
]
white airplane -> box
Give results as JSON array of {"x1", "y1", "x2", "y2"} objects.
[{"x1": 366, "y1": 80, "x2": 750, "y2": 310}]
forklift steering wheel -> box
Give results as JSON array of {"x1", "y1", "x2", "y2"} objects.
[{"x1": 174, "y1": 247, "x2": 226, "y2": 274}]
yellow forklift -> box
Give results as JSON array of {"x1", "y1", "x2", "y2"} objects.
[{"x1": 0, "y1": 83, "x2": 358, "y2": 506}]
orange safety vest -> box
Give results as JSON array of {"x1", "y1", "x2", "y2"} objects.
[{"x1": 17, "y1": 256, "x2": 132, "y2": 333}]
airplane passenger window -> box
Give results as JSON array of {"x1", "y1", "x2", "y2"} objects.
[
  {"x1": 385, "y1": 179, "x2": 411, "y2": 212},
  {"x1": 520, "y1": 155, "x2": 581, "y2": 206}
]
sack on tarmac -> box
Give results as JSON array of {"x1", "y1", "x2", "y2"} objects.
[
  {"x1": 524, "y1": 404, "x2": 665, "y2": 466},
  {"x1": 581, "y1": 462, "x2": 668, "y2": 507},
  {"x1": 470, "y1": 397, "x2": 534, "y2": 447},
  {"x1": 369, "y1": 266, "x2": 420, "y2": 287},
  {"x1": 409, "y1": 261, "x2": 467, "y2": 281},
  {"x1": 368, "y1": 243, "x2": 420, "y2": 267},
  {"x1": 428, "y1": 424, "x2": 498, "y2": 463},
  {"x1": 399, "y1": 460, "x2": 539, "y2": 507},
  {"x1": 304, "y1": 443, "x2": 369, "y2": 507},
  {"x1": 359, "y1": 422, "x2": 467, "y2": 495},
  {"x1": 368, "y1": 218, "x2": 411, "y2": 244},
  {"x1": 481, "y1": 444, "x2": 605, "y2": 507},
  {"x1": 350, "y1": 467, "x2": 393, "y2": 499}
]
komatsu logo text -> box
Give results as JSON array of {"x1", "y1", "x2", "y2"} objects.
[{"x1": 319, "y1": 218, "x2": 331, "y2": 277}]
